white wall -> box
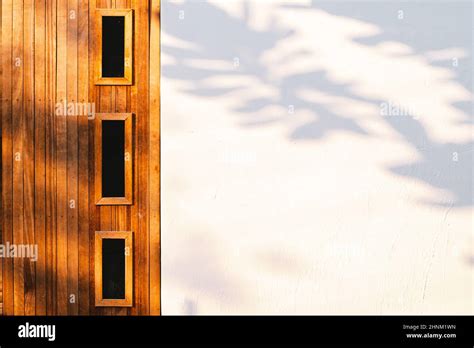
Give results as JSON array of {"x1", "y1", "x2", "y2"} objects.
[{"x1": 161, "y1": 0, "x2": 473, "y2": 314}]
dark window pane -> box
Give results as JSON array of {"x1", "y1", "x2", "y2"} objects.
[
  {"x1": 102, "y1": 120, "x2": 125, "y2": 197},
  {"x1": 102, "y1": 239, "x2": 126, "y2": 299},
  {"x1": 102, "y1": 16, "x2": 125, "y2": 77}
]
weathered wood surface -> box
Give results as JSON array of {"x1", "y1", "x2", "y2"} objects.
[{"x1": 1, "y1": 0, "x2": 160, "y2": 316}]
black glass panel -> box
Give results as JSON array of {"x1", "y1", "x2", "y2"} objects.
[
  {"x1": 102, "y1": 238, "x2": 126, "y2": 299},
  {"x1": 102, "y1": 120, "x2": 125, "y2": 197},
  {"x1": 102, "y1": 16, "x2": 125, "y2": 77}
]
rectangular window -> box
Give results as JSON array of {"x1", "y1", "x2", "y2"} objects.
[
  {"x1": 102, "y1": 16, "x2": 125, "y2": 78},
  {"x1": 95, "y1": 231, "x2": 133, "y2": 307},
  {"x1": 102, "y1": 121, "x2": 125, "y2": 198},
  {"x1": 95, "y1": 9, "x2": 133, "y2": 85},
  {"x1": 102, "y1": 238, "x2": 125, "y2": 299},
  {"x1": 95, "y1": 113, "x2": 133, "y2": 205}
]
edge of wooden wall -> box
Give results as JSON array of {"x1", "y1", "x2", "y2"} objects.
[{"x1": 149, "y1": 0, "x2": 161, "y2": 316}]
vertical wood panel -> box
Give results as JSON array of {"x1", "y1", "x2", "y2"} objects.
[
  {"x1": 136, "y1": 0, "x2": 150, "y2": 316},
  {"x1": 129, "y1": 0, "x2": 138, "y2": 316},
  {"x1": 78, "y1": 0, "x2": 90, "y2": 316},
  {"x1": 34, "y1": 0, "x2": 47, "y2": 316},
  {"x1": 56, "y1": 0, "x2": 68, "y2": 316},
  {"x1": 45, "y1": 0, "x2": 57, "y2": 316},
  {"x1": 66, "y1": 0, "x2": 79, "y2": 316},
  {"x1": 12, "y1": 0, "x2": 25, "y2": 316},
  {"x1": 88, "y1": 0, "x2": 98, "y2": 316},
  {"x1": 149, "y1": 0, "x2": 161, "y2": 315},
  {"x1": 23, "y1": 0, "x2": 36, "y2": 316},
  {"x1": 2, "y1": 0, "x2": 14, "y2": 316}
]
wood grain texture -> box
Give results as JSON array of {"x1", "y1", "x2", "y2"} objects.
[
  {"x1": 2, "y1": 0, "x2": 14, "y2": 316},
  {"x1": 45, "y1": 0, "x2": 58, "y2": 316},
  {"x1": 23, "y1": 0, "x2": 36, "y2": 316},
  {"x1": 12, "y1": 0, "x2": 25, "y2": 316},
  {"x1": 66, "y1": 0, "x2": 79, "y2": 316},
  {"x1": 149, "y1": 0, "x2": 161, "y2": 316},
  {"x1": 78, "y1": 0, "x2": 90, "y2": 316},
  {"x1": 135, "y1": 0, "x2": 150, "y2": 316},
  {"x1": 1, "y1": 0, "x2": 160, "y2": 316},
  {"x1": 56, "y1": 0, "x2": 68, "y2": 316},
  {"x1": 34, "y1": 0, "x2": 47, "y2": 316},
  {"x1": 129, "y1": 0, "x2": 139, "y2": 317},
  {"x1": 88, "y1": 0, "x2": 98, "y2": 317}
]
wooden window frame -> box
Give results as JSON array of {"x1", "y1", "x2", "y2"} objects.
[
  {"x1": 95, "y1": 231, "x2": 133, "y2": 307},
  {"x1": 95, "y1": 113, "x2": 133, "y2": 205},
  {"x1": 95, "y1": 9, "x2": 133, "y2": 85}
]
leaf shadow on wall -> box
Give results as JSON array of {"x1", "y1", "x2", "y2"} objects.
[
  {"x1": 162, "y1": 1, "x2": 371, "y2": 140},
  {"x1": 162, "y1": 0, "x2": 473, "y2": 210},
  {"x1": 284, "y1": 0, "x2": 473, "y2": 208}
]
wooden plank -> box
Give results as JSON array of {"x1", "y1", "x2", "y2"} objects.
[
  {"x1": 1, "y1": 0, "x2": 13, "y2": 317},
  {"x1": 56, "y1": 0, "x2": 69, "y2": 316},
  {"x1": 23, "y1": 0, "x2": 36, "y2": 316},
  {"x1": 78, "y1": 0, "x2": 90, "y2": 316},
  {"x1": 88, "y1": 0, "x2": 98, "y2": 316},
  {"x1": 45, "y1": 0, "x2": 58, "y2": 316},
  {"x1": 66, "y1": 0, "x2": 79, "y2": 316},
  {"x1": 12, "y1": 0, "x2": 25, "y2": 316},
  {"x1": 129, "y1": 0, "x2": 139, "y2": 316},
  {"x1": 34, "y1": 0, "x2": 47, "y2": 316},
  {"x1": 97, "y1": 0, "x2": 113, "y2": 9},
  {"x1": 149, "y1": 0, "x2": 161, "y2": 316},
  {"x1": 135, "y1": 0, "x2": 150, "y2": 316},
  {"x1": 115, "y1": 0, "x2": 130, "y2": 9}
]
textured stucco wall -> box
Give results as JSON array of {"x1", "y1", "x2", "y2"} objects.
[{"x1": 161, "y1": 0, "x2": 473, "y2": 314}]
